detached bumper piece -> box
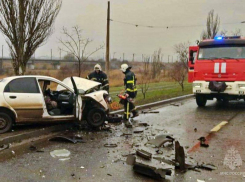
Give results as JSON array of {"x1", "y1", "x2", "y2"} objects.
[
  {"x1": 133, "y1": 162, "x2": 172, "y2": 180},
  {"x1": 208, "y1": 81, "x2": 227, "y2": 92}
]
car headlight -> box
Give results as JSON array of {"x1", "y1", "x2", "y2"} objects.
[
  {"x1": 238, "y1": 84, "x2": 245, "y2": 89},
  {"x1": 193, "y1": 83, "x2": 202, "y2": 88}
]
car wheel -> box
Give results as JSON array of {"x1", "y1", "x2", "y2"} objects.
[
  {"x1": 87, "y1": 108, "x2": 106, "y2": 128},
  {"x1": 0, "y1": 113, "x2": 13, "y2": 134},
  {"x1": 196, "y1": 95, "x2": 207, "y2": 107}
]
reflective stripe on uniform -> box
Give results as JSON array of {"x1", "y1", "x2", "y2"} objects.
[
  {"x1": 126, "y1": 88, "x2": 137, "y2": 92},
  {"x1": 127, "y1": 80, "x2": 134, "y2": 84},
  {"x1": 126, "y1": 102, "x2": 130, "y2": 119}
]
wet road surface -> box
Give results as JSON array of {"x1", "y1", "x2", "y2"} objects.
[{"x1": 0, "y1": 98, "x2": 245, "y2": 182}]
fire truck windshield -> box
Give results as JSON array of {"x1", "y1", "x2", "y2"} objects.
[{"x1": 198, "y1": 45, "x2": 245, "y2": 60}]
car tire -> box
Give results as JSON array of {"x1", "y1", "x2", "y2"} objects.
[
  {"x1": 0, "y1": 112, "x2": 13, "y2": 134},
  {"x1": 196, "y1": 95, "x2": 207, "y2": 107},
  {"x1": 86, "y1": 108, "x2": 106, "y2": 128}
]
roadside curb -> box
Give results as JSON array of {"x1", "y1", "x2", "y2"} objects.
[
  {"x1": 110, "y1": 94, "x2": 194, "y2": 114},
  {"x1": 0, "y1": 124, "x2": 71, "y2": 146}
]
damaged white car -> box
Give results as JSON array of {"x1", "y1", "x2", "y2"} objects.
[{"x1": 0, "y1": 76, "x2": 111, "y2": 133}]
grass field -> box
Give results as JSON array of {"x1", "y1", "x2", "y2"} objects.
[{"x1": 109, "y1": 81, "x2": 192, "y2": 110}]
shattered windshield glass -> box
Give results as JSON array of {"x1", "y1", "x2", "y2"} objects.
[{"x1": 198, "y1": 45, "x2": 245, "y2": 60}]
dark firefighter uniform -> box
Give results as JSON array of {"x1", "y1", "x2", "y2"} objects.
[
  {"x1": 86, "y1": 71, "x2": 109, "y2": 92},
  {"x1": 123, "y1": 69, "x2": 138, "y2": 121}
]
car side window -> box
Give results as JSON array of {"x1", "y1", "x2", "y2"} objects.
[{"x1": 4, "y1": 78, "x2": 40, "y2": 93}]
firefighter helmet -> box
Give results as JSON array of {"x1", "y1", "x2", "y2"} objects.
[
  {"x1": 120, "y1": 64, "x2": 131, "y2": 72},
  {"x1": 94, "y1": 64, "x2": 102, "y2": 71}
]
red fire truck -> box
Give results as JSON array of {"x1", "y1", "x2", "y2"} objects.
[{"x1": 188, "y1": 36, "x2": 245, "y2": 107}]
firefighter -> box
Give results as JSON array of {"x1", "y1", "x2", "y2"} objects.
[
  {"x1": 120, "y1": 63, "x2": 139, "y2": 128},
  {"x1": 86, "y1": 64, "x2": 109, "y2": 92}
]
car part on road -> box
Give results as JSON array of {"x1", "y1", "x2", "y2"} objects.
[
  {"x1": 175, "y1": 141, "x2": 186, "y2": 171},
  {"x1": 141, "y1": 110, "x2": 160, "y2": 114},
  {"x1": 49, "y1": 135, "x2": 85, "y2": 144},
  {"x1": 50, "y1": 149, "x2": 71, "y2": 158},
  {"x1": 198, "y1": 137, "x2": 209, "y2": 148},
  {"x1": 133, "y1": 162, "x2": 172, "y2": 180},
  {"x1": 0, "y1": 144, "x2": 9, "y2": 152},
  {"x1": 196, "y1": 164, "x2": 217, "y2": 171},
  {"x1": 136, "y1": 149, "x2": 152, "y2": 160},
  {"x1": 146, "y1": 135, "x2": 175, "y2": 148},
  {"x1": 104, "y1": 143, "x2": 117, "y2": 148},
  {"x1": 106, "y1": 114, "x2": 122, "y2": 123},
  {"x1": 133, "y1": 127, "x2": 144, "y2": 133},
  {"x1": 0, "y1": 112, "x2": 13, "y2": 134},
  {"x1": 86, "y1": 108, "x2": 106, "y2": 128},
  {"x1": 126, "y1": 154, "x2": 136, "y2": 165}
]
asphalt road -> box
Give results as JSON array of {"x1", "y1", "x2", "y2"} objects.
[{"x1": 0, "y1": 97, "x2": 245, "y2": 182}]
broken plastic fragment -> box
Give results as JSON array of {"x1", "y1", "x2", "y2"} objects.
[{"x1": 50, "y1": 149, "x2": 71, "y2": 158}]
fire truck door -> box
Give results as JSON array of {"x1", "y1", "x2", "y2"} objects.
[{"x1": 188, "y1": 46, "x2": 198, "y2": 82}]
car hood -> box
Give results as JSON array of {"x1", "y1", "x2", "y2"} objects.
[{"x1": 58, "y1": 77, "x2": 101, "y2": 92}]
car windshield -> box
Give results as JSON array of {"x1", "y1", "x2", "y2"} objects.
[{"x1": 198, "y1": 45, "x2": 245, "y2": 60}]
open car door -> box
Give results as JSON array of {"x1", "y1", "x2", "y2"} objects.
[
  {"x1": 70, "y1": 77, "x2": 82, "y2": 121},
  {"x1": 188, "y1": 46, "x2": 198, "y2": 83}
]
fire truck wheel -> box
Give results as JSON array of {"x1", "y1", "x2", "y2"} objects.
[{"x1": 196, "y1": 95, "x2": 207, "y2": 107}]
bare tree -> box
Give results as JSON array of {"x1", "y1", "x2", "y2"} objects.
[
  {"x1": 201, "y1": 10, "x2": 220, "y2": 40},
  {"x1": 151, "y1": 49, "x2": 163, "y2": 79},
  {"x1": 231, "y1": 29, "x2": 242, "y2": 36},
  {"x1": 139, "y1": 56, "x2": 151, "y2": 99},
  {"x1": 59, "y1": 26, "x2": 104, "y2": 77},
  {"x1": 220, "y1": 29, "x2": 228, "y2": 36},
  {"x1": 0, "y1": 0, "x2": 62, "y2": 75},
  {"x1": 174, "y1": 42, "x2": 190, "y2": 71},
  {"x1": 169, "y1": 62, "x2": 187, "y2": 91}
]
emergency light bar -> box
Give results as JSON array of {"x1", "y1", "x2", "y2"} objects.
[{"x1": 214, "y1": 36, "x2": 241, "y2": 40}]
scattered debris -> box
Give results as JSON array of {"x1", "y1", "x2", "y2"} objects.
[
  {"x1": 0, "y1": 144, "x2": 9, "y2": 152},
  {"x1": 194, "y1": 128, "x2": 197, "y2": 132},
  {"x1": 107, "y1": 174, "x2": 112, "y2": 176},
  {"x1": 50, "y1": 149, "x2": 71, "y2": 158},
  {"x1": 175, "y1": 141, "x2": 185, "y2": 171},
  {"x1": 197, "y1": 179, "x2": 205, "y2": 182},
  {"x1": 171, "y1": 103, "x2": 181, "y2": 107},
  {"x1": 141, "y1": 110, "x2": 160, "y2": 114},
  {"x1": 104, "y1": 143, "x2": 117, "y2": 148},
  {"x1": 59, "y1": 158, "x2": 70, "y2": 161},
  {"x1": 198, "y1": 137, "x2": 209, "y2": 148},
  {"x1": 29, "y1": 145, "x2": 37, "y2": 151},
  {"x1": 138, "y1": 122, "x2": 149, "y2": 127},
  {"x1": 146, "y1": 135, "x2": 174, "y2": 148},
  {"x1": 126, "y1": 154, "x2": 136, "y2": 165},
  {"x1": 136, "y1": 149, "x2": 152, "y2": 160},
  {"x1": 155, "y1": 149, "x2": 163, "y2": 154},
  {"x1": 106, "y1": 114, "x2": 122, "y2": 123},
  {"x1": 196, "y1": 164, "x2": 217, "y2": 171},
  {"x1": 49, "y1": 135, "x2": 85, "y2": 144},
  {"x1": 80, "y1": 166, "x2": 85, "y2": 169},
  {"x1": 133, "y1": 162, "x2": 171, "y2": 180},
  {"x1": 133, "y1": 127, "x2": 145, "y2": 133}
]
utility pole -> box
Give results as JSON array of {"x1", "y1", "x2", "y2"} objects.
[
  {"x1": 168, "y1": 55, "x2": 170, "y2": 63},
  {"x1": 0, "y1": 45, "x2": 3, "y2": 69},
  {"x1": 51, "y1": 49, "x2": 53, "y2": 60},
  {"x1": 105, "y1": 1, "x2": 110, "y2": 75},
  {"x1": 123, "y1": 53, "x2": 124, "y2": 61},
  {"x1": 59, "y1": 48, "x2": 62, "y2": 60},
  {"x1": 133, "y1": 53, "x2": 135, "y2": 62}
]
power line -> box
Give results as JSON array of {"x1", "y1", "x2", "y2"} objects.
[{"x1": 110, "y1": 19, "x2": 244, "y2": 29}]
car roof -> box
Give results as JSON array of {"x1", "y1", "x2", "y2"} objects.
[{"x1": 2, "y1": 75, "x2": 61, "y2": 82}]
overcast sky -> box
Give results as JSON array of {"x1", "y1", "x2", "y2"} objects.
[{"x1": 0, "y1": 0, "x2": 245, "y2": 62}]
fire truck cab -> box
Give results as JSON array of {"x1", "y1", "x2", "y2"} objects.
[{"x1": 188, "y1": 36, "x2": 245, "y2": 107}]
